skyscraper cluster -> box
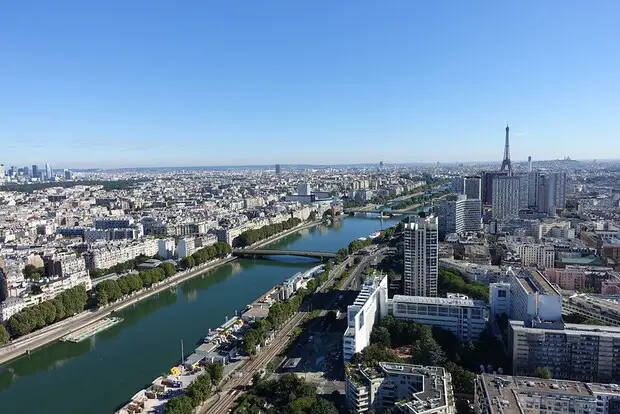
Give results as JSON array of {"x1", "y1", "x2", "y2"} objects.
[
  {"x1": 0, "y1": 161, "x2": 72, "y2": 183},
  {"x1": 481, "y1": 126, "x2": 567, "y2": 221}
]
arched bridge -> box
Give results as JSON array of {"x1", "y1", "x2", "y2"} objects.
[{"x1": 232, "y1": 249, "x2": 337, "y2": 260}]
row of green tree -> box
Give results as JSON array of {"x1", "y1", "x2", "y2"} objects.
[
  {"x1": 7, "y1": 285, "x2": 88, "y2": 338},
  {"x1": 93, "y1": 263, "x2": 175, "y2": 307},
  {"x1": 438, "y1": 268, "x2": 489, "y2": 301},
  {"x1": 234, "y1": 373, "x2": 338, "y2": 414},
  {"x1": 235, "y1": 218, "x2": 303, "y2": 247},
  {"x1": 3, "y1": 179, "x2": 145, "y2": 193},
  {"x1": 163, "y1": 363, "x2": 223, "y2": 414},
  {"x1": 356, "y1": 315, "x2": 510, "y2": 394},
  {"x1": 179, "y1": 242, "x2": 233, "y2": 269}
]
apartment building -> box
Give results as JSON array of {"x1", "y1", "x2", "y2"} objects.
[
  {"x1": 93, "y1": 217, "x2": 135, "y2": 229},
  {"x1": 489, "y1": 268, "x2": 562, "y2": 324},
  {"x1": 562, "y1": 294, "x2": 620, "y2": 326},
  {"x1": 158, "y1": 238, "x2": 176, "y2": 259},
  {"x1": 83, "y1": 239, "x2": 159, "y2": 269},
  {"x1": 474, "y1": 373, "x2": 620, "y2": 414},
  {"x1": 0, "y1": 297, "x2": 26, "y2": 322},
  {"x1": 514, "y1": 243, "x2": 555, "y2": 269},
  {"x1": 343, "y1": 275, "x2": 388, "y2": 363},
  {"x1": 437, "y1": 194, "x2": 482, "y2": 240},
  {"x1": 346, "y1": 363, "x2": 455, "y2": 414},
  {"x1": 390, "y1": 294, "x2": 487, "y2": 342},
  {"x1": 510, "y1": 320, "x2": 620, "y2": 382}
]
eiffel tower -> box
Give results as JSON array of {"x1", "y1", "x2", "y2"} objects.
[{"x1": 500, "y1": 124, "x2": 512, "y2": 175}]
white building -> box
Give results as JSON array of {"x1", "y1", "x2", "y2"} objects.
[
  {"x1": 390, "y1": 294, "x2": 487, "y2": 341},
  {"x1": 404, "y1": 216, "x2": 438, "y2": 297},
  {"x1": 343, "y1": 274, "x2": 388, "y2": 363},
  {"x1": 346, "y1": 363, "x2": 455, "y2": 414},
  {"x1": 177, "y1": 237, "x2": 196, "y2": 258},
  {"x1": 492, "y1": 176, "x2": 520, "y2": 220},
  {"x1": 437, "y1": 194, "x2": 482, "y2": 239},
  {"x1": 158, "y1": 238, "x2": 176, "y2": 259},
  {"x1": 491, "y1": 267, "x2": 562, "y2": 323},
  {"x1": 514, "y1": 243, "x2": 555, "y2": 268}
]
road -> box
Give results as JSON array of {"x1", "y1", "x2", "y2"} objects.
[{"x1": 201, "y1": 258, "x2": 356, "y2": 413}]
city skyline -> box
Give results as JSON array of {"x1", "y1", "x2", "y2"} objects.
[{"x1": 2, "y1": 1, "x2": 620, "y2": 167}]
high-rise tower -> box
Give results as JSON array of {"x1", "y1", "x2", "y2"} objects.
[
  {"x1": 501, "y1": 124, "x2": 512, "y2": 175},
  {"x1": 403, "y1": 216, "x2": 438, "y2": 297}
]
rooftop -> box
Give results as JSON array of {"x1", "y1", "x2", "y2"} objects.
[
  {"x1": 479, "y1": 374, "x2": 593, "y2": 414},
  {"x1": 392, "y1": 294, "x2": 485, "y2": 308}
]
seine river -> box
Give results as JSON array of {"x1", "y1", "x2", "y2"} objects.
[{"x1": 0, "y1": 216, "x2": 400, "y2": 413}]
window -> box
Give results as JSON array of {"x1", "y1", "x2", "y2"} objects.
[{"x1": 498, "y1": 289, "x2": 507, "y2": 298}]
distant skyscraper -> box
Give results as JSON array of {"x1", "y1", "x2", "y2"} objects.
[
  {"x1": 64, "y1": 169, "x2": 73, "y2": 181},
  {"x1": 437, "y1": 194, "x2": 482, "y2": 240},
  {"x1": 45, "y1": 162, "x2": 52, "y2": 180},
  {"x1": 537, "y1": 172, "x2": 566, "y2": 216},
  {"x1": 379, "y1": 161, "x2": 384, "y2": 170},
  {"x1": 452, "y1": 176, "x2": 481, "y2": 199},
  {"x1": 297, "y1": 183, "x2": 311, "y2": 196},
  {"x1": 0, "y1": 164, "x2": 4, "y2": 179},
  {"x1": 482, "y1": 171, "x2": 508, "y2": 205},
  {"x1": 451, "y1": 177, "x2": 465, "y2": 194},
  {"x1": 527, "y1": 171, "x2": 539, "y2": 208},
  {"x1": 492, "y1": 176, "x2": 521, "y2": 220},
  {"x1": 275, "y1": 164, "x2": 281, "y2": 175},
  {"x1": 403, "y1": 216, "x2": 438, "y2": 297},
  {"x1": 517, "y1": 173, "x2": 529, "y2": 208},
  {"x1": 32, "y1": 165, "x2": 39, "y2": 179},
  {"x1": 464, "y1": 176, "x2": 482, "y2": 200}
]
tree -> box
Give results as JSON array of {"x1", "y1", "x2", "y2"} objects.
[
  {"x1": 206, "y1": 362, "x2": 224, "y2": 385},
  {"x1": 309, "y1": 397, "x2": 338, "y2": 414},
  {"x1": 350, "y1": 345, "x2": 401, "y2": 366},
  {"x1": 31, "y1": 272, "x2": 41, "y2": 281},
  {"x1": 0, "y1": 324, "x2": 10, "y2": 345},
  {"x1": 369, "y1": 326, "x2": 391, "y2": 348},
  {"x1": 159, "y1": 262, "x2": 177, "y2": 278},
  {"x1": 535, "y1": 366, "x2": 552, "y2": 379},
  {"x1": 164, "y1": 394, "x2": 194, "y2": 414},
  {"x1": 181, "y1": 255, "x2": 195, "y2": 269},
  {"x1": 31, "y1": 285, "x2": 43, "y2": 295}
]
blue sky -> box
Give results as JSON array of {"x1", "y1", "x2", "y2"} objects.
[{"x1": 1, "y1": 1, "x2": 619, "y2": 168}]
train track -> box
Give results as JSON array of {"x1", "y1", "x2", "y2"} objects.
[
  {"x1": 203, "y1": 258, "x2": 357, "y2": 413},
  {"x1": 204, "y1": 312, "x2": 307, "y2": 413}
]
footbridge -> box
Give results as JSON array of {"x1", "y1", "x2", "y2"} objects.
[{"x1": 232, "y1": 249, "x2": 337, "y2": 260}]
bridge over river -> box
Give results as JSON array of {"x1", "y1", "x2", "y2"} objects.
[{"x1": 232, "y1": 249, "x2": 337, "y2": 260}]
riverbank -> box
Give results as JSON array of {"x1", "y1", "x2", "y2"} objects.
[
  {"x1": 0, "y1": 220, "x2": 326, "y2": 365},
  {"x1": 0, "y1": 256, "x2": 238, "y2": 365}
]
